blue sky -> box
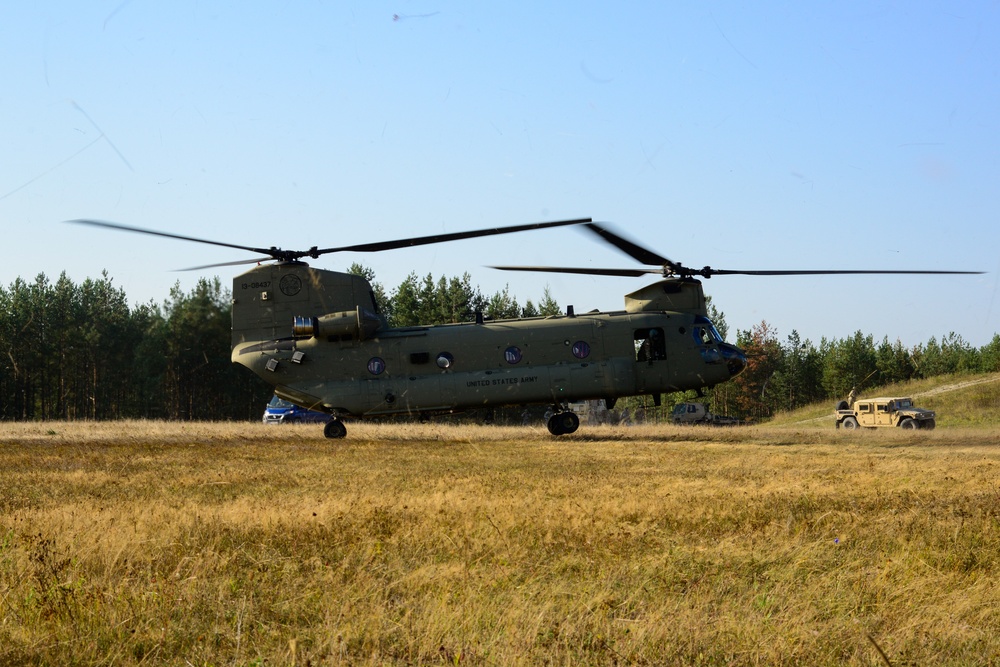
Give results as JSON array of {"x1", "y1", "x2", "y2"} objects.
[{"x1": 3, "y1": 1, "x2": 998, "y2": 347}]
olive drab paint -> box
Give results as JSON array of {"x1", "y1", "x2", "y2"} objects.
[{"x1": 230, "y1": 261, "x2": 748, "y2": 435}]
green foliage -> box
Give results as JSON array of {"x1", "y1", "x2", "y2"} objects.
[
  {"x1": 2, "y1": 266, "x2": 999, "y2": 424},
  {"x1": 538, "y1": 286, "x2": 561, "y2": 316},
  {"x1": 160, "y1": 278, "x2": 268, "y2": 419},
  {"x1": 912, "y1": 332, "x2": 980, "y2": 377},
  {"x1": 0, "y1": 267, "x2": 557, "y2": 421},
  {"x1": 714, "y1": 322, "x2": 1000, "y2": 422},
  {"x1": 982, "y1": 334, "x2": 1000, "y2": 372},
  {"x1": 0, "y1": 272, "x2": 144, "y2": 419},
  {"x1": 484, "y1": 284, "x2": 521, "y2": 320},
  {"x1": 355, "y1": 265, "x2": 559, "y2": 327},
  {"x1": 769, "y1": 330, "x2": 825, "y2": 413},
  {"x1": 875, "y1": 336, "x2": 915, "y2": 384},
  {"x1": 822, "y1": 330, "x2": 878, "y2": 398},
  {"x1": 0, "y1": 273, "x2": 270, "y2": 421}
]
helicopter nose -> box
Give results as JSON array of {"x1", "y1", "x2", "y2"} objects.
[{"x1": 720, "y1": 343, "x2": 747, "y2": 377}]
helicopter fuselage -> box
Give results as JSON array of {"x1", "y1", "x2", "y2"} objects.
[{"x1": 230, "y1": 263, "x2": 746, "y2": 418}]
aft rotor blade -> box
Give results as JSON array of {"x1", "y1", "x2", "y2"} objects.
[
  {"x1": 314, "y1": 218, "x2": 592, "y2": 255},
  {"x1": 66, "y1": 219, "x2": 275, "y2": 256},
  {"x1": 583, "y1": 222, "x2": 673, "y2": 267},
  {"x1": 490, "y1": 265, "x2": 661, "y2": 278}
]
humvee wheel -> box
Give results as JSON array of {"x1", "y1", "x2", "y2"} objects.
[
  {"x1": 899, "y1": 418, "x2": 918, "y2": 429},
  {"x1": 547, "y1": 411, "x2": 580, "y2": 436},
  {"x1": 924, "y1": 418, "x2": 936, "y2": 430},
  {"x1": 835, "y1": 400, "x2": 849, "y2": 411},
  {"x1": 841, "y1": 416, "x2": 859, "y2": 430},
  {"x1": 324, "y1": 419, "x2": 347, "y2": 439}
]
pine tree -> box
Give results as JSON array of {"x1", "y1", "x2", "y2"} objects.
[{"x1": 538, "y1": 286, "x2": 560, "y2": 316}]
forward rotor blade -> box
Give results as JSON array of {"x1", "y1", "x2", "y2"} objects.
[
  {"x1": 583, "y1": 222, "x2": 673, "y2": 267},
  {"x1": 704, "y1": 268, "x2": 984, "y2": 276},
  {"x1": 490, "y1": 265, "x2": 661, "y2": 278},
  {"x1": 314, "y1": 218, "x2": 592, "y2": 255},
  {"x1": 579, "y1": 222, "x2": 982, "y2": 278},
  {"x1": 491, "y1": 264, "x2": 984, "y2": 279}
]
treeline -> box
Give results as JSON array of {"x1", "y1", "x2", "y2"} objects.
[
  {"x1": 0, "y1": 272, "x2": 268, "y2": 421},
  {"x1": 703, "y1": 321, "x2": 1000, "y2": 421},
  {"x1": 0, "y1": 267, "x2": 563, "y2": 421},
  {"x1": 351, "y1": 264, "x2": 563, "y2": 326},
  {"x1": 2, "y1": 268, "x2": 998, "y2": 422}
]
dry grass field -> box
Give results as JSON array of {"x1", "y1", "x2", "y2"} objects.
[{"x1": 2, "y1": 420, "x2": 999, "y2": 666}]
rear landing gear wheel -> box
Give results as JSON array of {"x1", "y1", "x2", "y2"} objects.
[
  {"x1": 840, "y1": 416, "x2": 859, "y2": 430},
  {"x1": 547, "y1": 411, "x2": 580, "y2": 436},
  {"x1": 324, "y1": 419, "x2": 347, "y2": 439}
]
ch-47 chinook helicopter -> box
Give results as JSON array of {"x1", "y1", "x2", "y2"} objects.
[{"x1": 70, "y1": 218, "x2": 981, "y2": 438}]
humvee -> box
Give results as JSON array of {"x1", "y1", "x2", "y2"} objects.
[{"x1": 834, "y1": 397, "x2": 936, "y2": 430}]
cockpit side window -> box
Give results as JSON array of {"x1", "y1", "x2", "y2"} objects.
[{"x1": 634, "y1": 327, "x2": 666, "y2": 362}]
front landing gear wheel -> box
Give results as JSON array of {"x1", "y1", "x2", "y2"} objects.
[
  {"x1": 324, "y1": 419, "x2": 347, "y2": 439},
  {"x1": 547, "y1": 411, "x2": 580, "y2": 436}
]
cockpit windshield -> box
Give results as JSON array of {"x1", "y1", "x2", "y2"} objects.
[{"x1": 693, "y1": 315, "x2": 723, "y2": 345}]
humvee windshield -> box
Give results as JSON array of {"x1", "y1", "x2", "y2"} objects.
[{"x1": 896, "y1": 399, "x2": 912, "y2": 409}]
